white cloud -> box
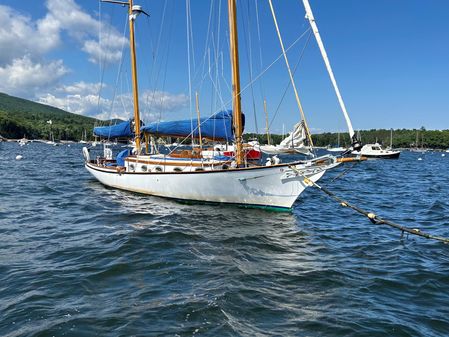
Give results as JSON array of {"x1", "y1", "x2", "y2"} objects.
[
  {"x1": 57, "y1": 81, "x2": 104, "y2": 95},
  {"x1": 0, "y1": 0, "x2": 129, "y2": 99},
  {"x1": 37, "y1": 88, "x2": 189, "y2": 120},
  {"x1": 0, "y1": 5, "x2": 60, "y2": 65},
  {"x1": 43, "y1": 0, "x2": 128, "y2": 64},
  {"x1": 0, "y1": 56, "x2": 68, "y2": 96}
]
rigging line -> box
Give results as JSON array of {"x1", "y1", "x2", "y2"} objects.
[
  {"x1": 170, "y1": 26, "x2": 313, "y2": 147},
  {"x1": 220, "y1": 51, "x2": 232, "y2": 94},
  {"x1": 150, "y1": 1, "x2": 175, "y2": 126},
  {"x1": 208, "y1": 38, "x2": 227, "y2": 111},
  {"x1": 97, "y1": 0, "x2": 117, "y2": 128},
  {"x1": 291, "y1": 167, "x2": 449, "y2": 245},
  {"x1": 268, "y1": 30, "x2": 312, "y2": 130},
  {"x1": 195, "y1": 0, "x2": 214, "y2": 87},
  {"x1": 146, "y1": 0, "x2": 169, "y2": 115},
  {"x1": 254, "y1": 0, "x2": 265, "y2": 99},
  {"x1": 95, "y1": 0, "x2": 103, "y2": 129},
  {"x1": 188, "y1": 0, "x2": 196, "y2": 69},
  {"x1": 109, "y1": 15, "x2": 130, "y2": 129},
  {"x1": 239, "y1": 0, "x2": 259, "y2": 135},
  {"x1": 268, "y1": 0, "x2": 314, "y2": 148}
]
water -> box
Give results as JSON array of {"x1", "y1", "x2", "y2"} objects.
[{"x1": 1, "y1": 142, "x2": 449, "y2": 336}]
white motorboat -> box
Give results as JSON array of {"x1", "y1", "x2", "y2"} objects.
[{"x1": 352, "y1": 143, "x2": 400, "y2": 159}]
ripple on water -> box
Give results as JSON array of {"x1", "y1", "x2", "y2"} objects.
[{"x1": 1, "y1": 144, "x2": 449, "y2": 336}]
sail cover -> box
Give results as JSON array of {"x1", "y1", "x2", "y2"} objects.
[
  {"x1": 141, "y1": 110, "x2": 241, "y2": 142},
  {"x1": 93, "y1": 120, "x2": 133, "y2": 138}
]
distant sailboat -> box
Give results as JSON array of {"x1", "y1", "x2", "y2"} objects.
[
  {"x1": 79, "y1": 130, "x2": 88, "y2": 144},
  {"x1": 410, "y1": 130, "x2": 426, "y2": 152},
  {"x1": 45, "y1": 120, "x2": 57, "y2": 145},
  {"x1": 327, "y1": 132, "x2": 346, "y2": 153}
]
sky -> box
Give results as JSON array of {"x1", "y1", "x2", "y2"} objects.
[{"x1": 0, "y1": 0, "x2": 448, "y2": 134}]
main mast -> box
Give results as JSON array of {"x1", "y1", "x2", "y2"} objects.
[
  {"x1": 227, "y1": 0, "x2": 244, "y2": 166},
  {"x1": 102, "y1": 0, "x2": 145, "y2": 154},
  {"x1": 128, "y1": 0, "x2": 141, "y2": 154}
]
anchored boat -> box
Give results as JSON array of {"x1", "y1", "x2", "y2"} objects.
[{"x1": 84, "y1": 0, "x2": 361, "y2": 210}]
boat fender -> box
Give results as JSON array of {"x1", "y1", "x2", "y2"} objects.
[
  {"x1": 82, "y1": 147, "x2": 90, "y2": 162},
  {"x1": 265, "y1": 158, "x2": 272, "y2": 166},
  {"x1": 116, "y1": 166, "x2": 126, "y2": 175},
  {"x1": 273, "y1": 155, "x2": 280, "y2": 165}
]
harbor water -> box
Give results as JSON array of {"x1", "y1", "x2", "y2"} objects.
[{"x1": 1, "y1": 142, "x2": 448, "y2": 336}]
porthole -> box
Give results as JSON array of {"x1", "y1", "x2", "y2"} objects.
[
  {"x1": 129, "y1": 164, "x2": 135, "y2": 171},
  {"x1": 195, "y1": 167, "x2": 204, "y2": 172},
  {"x1": 222, "y1": 164, "x2": 229, "y2": 170},
  {"x1": 154, "y1": 166, "x2": 163, "y2": 172},
  {"x1": 141, "y1": 165, "x2": 147, "y2": 172},
  {"x1": 173, "y1": 167, "x2": 182, "y2": 172}
]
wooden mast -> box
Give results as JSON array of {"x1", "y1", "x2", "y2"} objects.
[
  {"x1": 227, "y1": 0, "x2": 244, "y2": 166},
  {"x1": 101, "y1": 1, "x2": 144, "y2": 154},
  {"x1": 128, "y1": 0, "x2": 141, "y2": 154}
]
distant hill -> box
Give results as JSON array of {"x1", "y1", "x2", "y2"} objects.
[{"x1": 0, "y1": 92, "x2": 99, "y2": 140}]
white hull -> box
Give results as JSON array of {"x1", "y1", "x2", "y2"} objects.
[
  {"x1": 327, "y1": 147, "x2": 346, "y2": 153},
  {"x1": 85, "y1": 157, "x2": 338, "y2": 210},
  {"x1": 352, "y1": 143, "x2": 400, "y2": 159}
]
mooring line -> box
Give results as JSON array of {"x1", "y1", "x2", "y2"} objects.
[{"x1": 289, "y1": 165, "x2": 449, "y2": 244}]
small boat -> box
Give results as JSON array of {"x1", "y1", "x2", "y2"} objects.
[
  {"x1": 327, "y1": 132, "x2": 347, "y2": 153},
  {"x1": 352, "y1": 143, "x2": 400, "y2": 159},
  {"x1": 18, "y1": 137, "x2": 29, "y2": 146}
]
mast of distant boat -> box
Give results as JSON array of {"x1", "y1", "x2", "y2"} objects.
[
  {"x1": 227, "y1": 0, "x2": 244, "y2": 166},
  {"x1": 302, "y1": 0, "x2": 360, "y2": 149}
]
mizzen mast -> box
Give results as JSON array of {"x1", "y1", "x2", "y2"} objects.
[{"x1": 227, "y1": 0, "x2": 244, "y2": 166}]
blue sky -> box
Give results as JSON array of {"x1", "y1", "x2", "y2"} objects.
[{"x1": 0, "y1": 0, "x2": 448, "y2": 134}]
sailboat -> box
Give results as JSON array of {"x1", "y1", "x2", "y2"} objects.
[
  {"x1": 83, "y1": 0, "x2": 361, "y2": 210},
  {"x1": 79, "y1": 130, "x2": 88, "y2": 144},
  {"x1": 327, "y1": 132, "x2": 346, "y2": 153},
  {"x1": 410, "y1": 130, "x2": 426, "y2": 153}
]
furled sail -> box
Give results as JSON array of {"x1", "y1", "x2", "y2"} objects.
[
  {"x1": 259, "y1": 121, "x2": 311, "y2": 155},
  {"x1": 93, "y1": 120, "x2": 134, "y2": 138},
  {"x1": 141, "y1": 110, "x2": 243, "y2": 142},
  {"x1": 279, "y1": 122, "x2": 307, "y2": 148}
]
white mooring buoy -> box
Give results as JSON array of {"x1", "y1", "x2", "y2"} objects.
[
  {"x1": 418, "y1": 157, "x2": 422, "y2": 161},
  {"x1": 16, "y1": 155, "x2": 23, "y2": 160}
]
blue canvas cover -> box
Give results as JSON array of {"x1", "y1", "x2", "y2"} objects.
[
  {"x1": 116, "y1": 149, "x2": 131, "y2": 166},
  {"x1": 140, "y1": 110, "x2": 243, "y2": 142},
  {"x1": 93, "y1": 120, "x2": 133, "y2": 138}
]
